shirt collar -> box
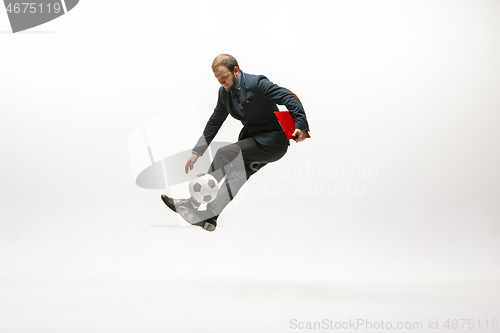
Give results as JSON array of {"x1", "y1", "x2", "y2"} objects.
[{"x1": 233, "y1": 71, "x2": 244, "y2": 92}]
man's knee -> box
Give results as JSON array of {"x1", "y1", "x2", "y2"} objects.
[
  {"x1": 215, "y1": 144, "x2": 240, "y2": 161},
  {"x1": 213, "y1": 144, "x2": 245, "y2": 174}
]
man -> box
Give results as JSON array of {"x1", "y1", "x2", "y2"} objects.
[{"x1": 161, "y1": 54, "x2": 309, "y2": 232}]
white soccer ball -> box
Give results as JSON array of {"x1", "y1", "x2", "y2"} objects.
[{"x1": 189, "y1": 173, "x2": 219, "y2": 204}]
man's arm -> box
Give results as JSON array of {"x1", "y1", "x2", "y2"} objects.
[
  {"x1": 257, "y1": 76, "x2": 310, "y2": 133},
  {"x1": 187, "y1": 92, "x2": 228, "y2": 174},
  {"x1": 192, "y1": 88, "x2": 229, "y2": 157}
]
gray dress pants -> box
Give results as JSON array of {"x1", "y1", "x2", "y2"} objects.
[{"x1": 206, "y1": 137, "x2": 288, "y2": 217}]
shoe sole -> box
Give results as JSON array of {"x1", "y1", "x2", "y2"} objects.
[{"x1": 203, "y1": 223, "x2": 216, "y2": 232}]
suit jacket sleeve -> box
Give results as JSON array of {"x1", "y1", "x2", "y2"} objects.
[
  {"x1": 257, "y1": 76, "x2": 310, "y2": 132},
  {"x1": 192, "y1": 88, "x2": 229, "y2": 156}
]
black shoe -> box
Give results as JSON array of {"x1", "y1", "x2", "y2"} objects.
[
  {"x1": 161, "y1": 194, "x2": 198, "y2": 212},
  {"x1": 201, "y1": 216, "x2": 217, "y2": 232}
]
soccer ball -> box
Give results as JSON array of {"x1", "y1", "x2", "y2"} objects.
[{"x1": 189, "y1": 173, "x2": 219, "y2": 204}]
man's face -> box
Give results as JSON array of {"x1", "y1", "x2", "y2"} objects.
[{"x1": 213, "y1": 65, "x2": 239, "y2": 91}]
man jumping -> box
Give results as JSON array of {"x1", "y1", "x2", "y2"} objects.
[{"x1": 161, "y1": 54, "x2": 310, "y2": 231}]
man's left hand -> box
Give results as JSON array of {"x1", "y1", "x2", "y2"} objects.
[{"x1": 292, "y1": 128, "x2": 307, "y2": 142}]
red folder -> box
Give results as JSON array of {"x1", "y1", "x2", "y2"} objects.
[{"x1": 274, "y1": 111, "x2": 311, "y2": 140}]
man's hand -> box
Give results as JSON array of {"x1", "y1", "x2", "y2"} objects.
[
  {"x1": 292, "y1": 128, "x2": 307, "y2": 143},
  {"x1": 185, "y1": 153, "x2": 199, "y2": 174}
]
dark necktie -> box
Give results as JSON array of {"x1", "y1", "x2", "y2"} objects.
[{"x1": 231, "y1": 89, "x2": 243, "y2": 117}]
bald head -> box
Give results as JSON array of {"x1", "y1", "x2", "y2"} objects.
[{"x1": 212, "y1": 54, "x2": 239, "y2": 73}]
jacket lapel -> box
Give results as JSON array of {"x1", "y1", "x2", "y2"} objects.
[
  {"x1": 225, "y1": 91, "x2": 236, "y2": 118},
  {"x1": 240, "y1": 78, "x2": 248, "y2": 117}
]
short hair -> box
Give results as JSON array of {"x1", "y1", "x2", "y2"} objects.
[{"x1": 212, "y1": 54, "x2": 239, "y2": 73}]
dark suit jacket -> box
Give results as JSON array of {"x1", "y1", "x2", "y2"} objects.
[{"x1": 192, "y1": 72, "x2": 309, "y2": 156}]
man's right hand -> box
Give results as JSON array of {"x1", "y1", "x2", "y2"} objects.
[{"x1": 185, "y1": 153, "x2": 199, "y2": 174}]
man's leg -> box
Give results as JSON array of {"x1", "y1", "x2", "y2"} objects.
[{"x1": 206, "y1": 138, "x2": 288, "y2": 218}]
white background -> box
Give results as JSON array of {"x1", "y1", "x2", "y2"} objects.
[{"x1": 1, "y1": 0, "x2": 499, "y2": 332}]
